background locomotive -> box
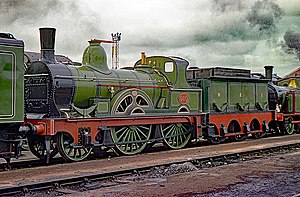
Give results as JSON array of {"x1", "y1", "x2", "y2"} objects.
[{"x1": 0, "y1": 27, "x2": 299, "y2": 163}]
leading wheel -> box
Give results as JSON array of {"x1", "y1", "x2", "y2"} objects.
[
  {"x1": 160, "y1": 123, "x2": 192, "y2": 149},
  {"x1": 27, "y1": 134, "x2": 58, "y2": 160},
  {"x1": 57, "y1": 132, "x2": 93, "y2": 162},
  {"x1": 111, "y1": 124, "x2": 152, "y2": 155}
]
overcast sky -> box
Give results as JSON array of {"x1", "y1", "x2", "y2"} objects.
[{"x1": 1, "y1": 0, "x2": 300, "y2": 76}]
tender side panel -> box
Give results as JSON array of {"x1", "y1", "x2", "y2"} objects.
[
  {"x1": 210, "y1": 81, "x2": 227, "y2": 112},
  {"x1": 0, "y1": 52, "x2": 14, "y2": 117},
  {"x1": 0, "y1": 39, "x2": 24, "y2": 123}
]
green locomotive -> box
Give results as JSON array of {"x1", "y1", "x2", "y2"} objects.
[
  {"x1": 276, "y1": 75, "x2": 300, "y2": 134},
  {"x1": 24, "y1": 28, "x2": 202, "y2": 161},
  {"x1": 0, "y1": 35, "x2": 25, "y2": 161},
  {"x1": 0, "y1": 27, "x2": 299, "y2": 163}
]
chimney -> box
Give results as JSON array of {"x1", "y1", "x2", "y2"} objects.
[
  {"x1": 39, "y1": 27, "x2": 56, "y2": 63},
  {"x1": 264, "y1": 65, "x2": 273, "y2": 81}
]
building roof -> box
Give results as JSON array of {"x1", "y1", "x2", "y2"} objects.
[{"x1": 285, "y1": 67, "x2": 300, "y2": 77}]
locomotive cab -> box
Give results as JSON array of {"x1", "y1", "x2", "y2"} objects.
[{"x1": 134, "y1": 54, "x2": 202, "y2": 112}]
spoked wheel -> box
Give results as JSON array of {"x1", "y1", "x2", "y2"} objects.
[
  {"x1": 111, "y1": 124, "x2": 152, "y2": 155},
  {"x1": 207, "y1": 125, "x2": 225, "y2": 145},
  {"x1": 160, "y1": 123, "x2": 192, "y2": 149},
  {"x1": 27, "y1": 134, "x2": 58, "y2": 160},
  {"x1": 57, "y1": 132, "x2": 93, "y2": 162},
  {"x1": 285, "y1": 117, "x2": 294, "y2": 135}
]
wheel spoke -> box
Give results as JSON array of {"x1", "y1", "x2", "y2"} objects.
[
  {"x1": 165, "y1": 125, "x2": 175, "y2": 137},
  {"x1": 112, "y1": 125, "x2": 151, "y2": 155},
  {"x1": 161, "y1": 123, "x2": 191, "y2": 149},
  {"x1": 117, "y1": 127, "x2": 130, "y2": 141},
  {"x1": 136, "y1": 127, "x2": 148, "y2": 139},
  {"x1": 120, "y1": 128, "x2": 130, "y2": 142},
  {"x1": 67, "y1": 148, "x2": 73, "y2": 155},
  {"x1": 116, "y1": 127, "x2": 127, "y2": 135}
]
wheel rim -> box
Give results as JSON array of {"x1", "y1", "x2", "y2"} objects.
[
  {"x1": 28, "y1": 135, "x2": 58, "y2": 159},
  {"x1": 233, "y1": 134, "x2": 246, "y2": 141},
  {"x1": 285, "y1": 117, "x2": 294, "y2": 135},
  {"x1": 111, "y1": 124, "x2": 152, "y2": 155},
  {"x1": 57, "y1": 132, "x2": 92, "y2": 162},
  {"x1": 111, "y1": 89, "x2": 153, "y2": 115},
  {"x1": 116, "y1": 95, "x2": 133, "y2": 113},
  {"x1": 161, "y1": 123, "x2": 191, "y2": 149}
]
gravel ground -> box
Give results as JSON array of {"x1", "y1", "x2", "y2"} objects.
[
  {"x1": 64, "y1": 150, "x2": 300, "y2": 197},
  {"x1": 1, "y1": 135, "x2": 300, "y2": 196}
]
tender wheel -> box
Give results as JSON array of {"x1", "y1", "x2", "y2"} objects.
[
  {"x1": 228, "y1": 121, "x2": 246, "y2": 141},
  {"x1": 232, "y1": 134, "x2": 246, "y2": 141},
  {"x1": 57, "y1": 132, "x2": 93, "y2": 162},
  {"x1": 111, "y1": 124, "x2": 152, "y2": 155},
  {"x1": 27, "y1": 134, "x2": 58, "y2": 160},
  {"x1": 160, "y1": 123, "x2": 192, "y2": 149},
  {"x1": 207, "y1": 125, "x2": 225, "y2": 144},
  {"x1": 285, "y1": 117, "x2": 294, "y2": 135},
  {"x1": 252, "y1": 132, "x2": 263, "y2": 139},
  {"x1": 251, "y1": 119, "x2": 264, "y2": 139}
]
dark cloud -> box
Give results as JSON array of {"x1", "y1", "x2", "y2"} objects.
[
  {"x1": 194, "y1": 0, "x2": 284, "y2": 44},
  {"x1": 0, "y1": 0, "x2": 60, "y2": 24},
  {"x1": 283, "y1": 30, "x2": 300, "y2": 60},
  {"x1": 246, "y1": 0, "x2": 284, "y2": 37},
  {"x1": 213, "y1": 0, "x2": 246, "y2": 12},
  {"x1": 0, "y1": 0, "x2": 298, "y2": 76}
]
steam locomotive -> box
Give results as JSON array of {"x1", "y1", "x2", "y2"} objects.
[{"x1": 0, "y1": 28, "x2": 299, "y2": 163}]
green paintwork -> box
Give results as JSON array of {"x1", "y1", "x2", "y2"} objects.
[
  {"x1": 277, "y1": 76, "x2": 300, "y2": 113},
  {"x1": 210, "y1": 81, "x2": 228, "y2": 111},
  {"x1": 286, "y1": 93, "x2": 300, "y2": 113},
  {"x1": 0, "y1": 39, "x2": 24, "y2": 123},
  {"x1": 199, "y1": 77, "x2": 268, "y2": 113},
  {"x1": 255, "y1": 83, "x2": 268, "y2": 110},
  {"x1": 296, "y1": 93, "x2": 300, "y2": 112},
  {"x1": 277, "y1": 77, "x2": 300, "y2": 90},
  {"x1": 82, "y1": 42, "x2": 110, "y2": 72},
  {"x1": 134, "y1": 56, "x2": 202, "y2": 112},
  {"x1": 68, "y1": 42, "x2": 202, "y2": 117}
]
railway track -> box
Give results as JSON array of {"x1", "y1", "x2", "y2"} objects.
[
  {"x1": 0, "y1": 135, "x2": 299, "y2": 196},
  {"x1": 0, "y1": 133, "x2": 295, "y2": 171}
]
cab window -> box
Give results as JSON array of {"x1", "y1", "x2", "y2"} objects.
[{"x1": 165, "y1": 62, "x2": 174, "y2": 73}]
